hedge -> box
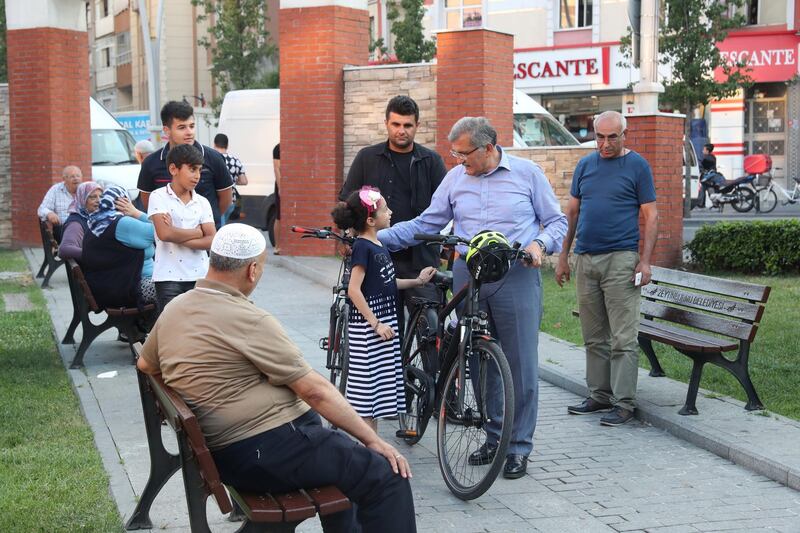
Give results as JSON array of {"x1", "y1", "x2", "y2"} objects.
[{"x1": 685, "y1": 219, "x2": 800, "y2": 275}]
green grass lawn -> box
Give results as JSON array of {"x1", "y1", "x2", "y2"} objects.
[
  {"x1": 540, "y1": 267, "x2": 800, "y2": 421},
  {"x1": 0, "y1": 252, "x2": 121, "y2": 532}
]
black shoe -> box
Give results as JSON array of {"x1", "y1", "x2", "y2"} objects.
[
  {"x1": 600, "y1": 406, "x2": 635, "y2": 427},
  {"x1": 468, "y1": 442, "x2": 498, "y2": 466},
  {"x1": 567, "y1": 398, "x2": 613, "y2": 415},
  {"x1": 503, "y1": 454, "x2": 528, "y2": 479}
]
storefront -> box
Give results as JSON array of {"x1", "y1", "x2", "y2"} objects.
[
  {"x1": 513, "y1": 42, "x2": 637, "y2": 142},
  {"x1": 711, "y1": 30, "x2": 800, "y2": 185}
]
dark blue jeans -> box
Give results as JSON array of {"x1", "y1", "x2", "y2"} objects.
[
  {"x1": 212, "y1": 410, "x2": 416, "y2": 533},
  {"x1": 154, "y1": 281, "x2": 195, "y2": 313}
]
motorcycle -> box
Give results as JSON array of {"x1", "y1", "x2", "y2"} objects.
[
  {"x1": 697, "y1": 154, "x2": 772, "y2": 213},
  {"x1": 699, "y1": 170, "x2": 756, "y2": 213}
]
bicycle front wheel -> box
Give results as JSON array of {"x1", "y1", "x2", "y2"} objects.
[
  {"x1": 436, "y1": 339, "x2": 514, "y2": 500},
  {"x1": 756, "y1": 188, "x2": 777, "y2": 213},
  {"x1": 398, "y1": 309, "x2": 437, "y2": 445},
  {"x1": 329, "y1": 304, "x2": 349, "y2": 395}
]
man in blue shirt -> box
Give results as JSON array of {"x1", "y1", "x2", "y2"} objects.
[
  {"x1": 556, "y1": 110, "x2": 658, "y2": 427},
  {"x1": 379, "y1": 116, "x2": 567, "y2": 479}
]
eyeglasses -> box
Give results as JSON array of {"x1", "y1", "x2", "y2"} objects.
[
  {"x1": 450, "y1": 146, "x2": 481, "y2": 160},
  {"x1": 595, "y1": 133, "x2": 624, "y2": 144}
]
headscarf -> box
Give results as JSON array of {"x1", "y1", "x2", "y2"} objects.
[
  {"x1": 68, "y1": 181, "x2": 102, "y2": 219},
  {"x1": 88, "y1": 185, "x2": 127, "y2": 237}
]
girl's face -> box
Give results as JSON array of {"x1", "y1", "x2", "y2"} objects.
[{"x1": 368, "y1": 199, "x2": 392, "y2": 230}]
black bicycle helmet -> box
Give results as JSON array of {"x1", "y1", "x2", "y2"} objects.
[{"x1": 465, "y1": 230, "x2": 512, "y2": 283}]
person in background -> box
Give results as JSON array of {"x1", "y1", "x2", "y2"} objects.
[
  {"x1": 272, "y1": 143, "x2": 281, "y2": 254},
  {"x1": 37, "y1": 165, "x2": 83, "y2": 241},
  {"x1": 557, "y1": 110, "x2": 658, "y2": 427},
  {"x1": 134, "y1": 140, "x2": 156, "y2": 164},
  {"x1": 137, "y1": 101, "x2": 233, "y2": 228},
  {"x1": 213, "y1": 133, "x2": 249, "y2": 226},
  {"x1": 81, "y1": 185, "x2": 156, "y2": 309},
  {"x1": 58, "y1": 181, "x2": 103, "y2": 261}
]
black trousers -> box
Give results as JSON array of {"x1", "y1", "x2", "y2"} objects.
[
  {"x1": 393, "y1": 256, "x2": 439, "y2": 338},
  {"x1": 154, "y1": 281, "x2": 195, "y2": 313},
  {"x1": 212, "y1": 410, "x2": 416, "y2": 533}
]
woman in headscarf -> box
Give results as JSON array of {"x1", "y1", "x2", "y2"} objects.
[
  {"x1": 58, "y1": 181, "x2": 103, "y2": 260},
  {"x1": 81, "y1": 185, "x2": 156, "y2": 308}
]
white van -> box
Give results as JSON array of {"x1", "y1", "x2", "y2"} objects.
[
  {"x1": 512, "y1": 90, "x2": 580, "y2": 148},
  {"x1": 90, "y1": 97, "x2": 141, "y2": 200},
  {"x1": 217, "y1": 89, "x2": 280, "y2": 239}
]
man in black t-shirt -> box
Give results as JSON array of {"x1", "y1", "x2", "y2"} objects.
[
  {"x1": 339, "y1": 96, "x2": 446, "y2": 332},
  {"x1": 137, "y1": 101, "x2": 233, "y2": 228}
]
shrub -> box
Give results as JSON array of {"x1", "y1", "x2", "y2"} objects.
[{"x1": 686, "y1": 219, "x2": 800, "y2": 275}]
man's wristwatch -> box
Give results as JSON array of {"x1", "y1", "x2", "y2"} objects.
[{"x1": 534, "y1": 239, "x2": 547, "y2": 255}]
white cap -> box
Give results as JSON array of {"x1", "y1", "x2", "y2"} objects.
[{"x1": 210, "y1": 223, "x2": 266, "y2": 259}]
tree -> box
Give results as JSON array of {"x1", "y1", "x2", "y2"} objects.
[
  {"x1": 387, "y1": 0, "x2": 436, "y2": 64},
  {"x1": 191, "y1": 0, "x2": 277, "y2": 116},
  {"x1": 621, "y1": 0, "x2": 751, "y2": 216}
]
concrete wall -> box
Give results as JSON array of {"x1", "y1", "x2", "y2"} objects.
[
  {"x1": 0, "y1": 84, "x2": 10, "y2": 248},
  {"x1": 343, "y1": 63, "x2": 437, "y2": 180},
  {"x1": 506, "y1": 146, "x2": 595, "y2": 211}
]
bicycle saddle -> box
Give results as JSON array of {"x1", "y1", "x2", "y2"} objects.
[{"x1": 433, "y1": 270, "x2": 453, "y2": 290}]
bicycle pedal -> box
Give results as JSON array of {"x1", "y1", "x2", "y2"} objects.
[
  {"x1": 395, "y1": 429, "x2": 418, "y2": 438},
  {"x1": 319, "y1": 337, "x2": 329, "y2": 350}
]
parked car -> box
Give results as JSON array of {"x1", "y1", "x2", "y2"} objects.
[
  {"x1": 512, "y1": 90, "x2": 581, "y2": 147},
  {"x1": 90, "y1": 97, "x2": 141, "y2": 200}
]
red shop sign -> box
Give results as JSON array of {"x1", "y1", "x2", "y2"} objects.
[{"x1": 714, "y1": 31, "x2": 800, "y2": 83}]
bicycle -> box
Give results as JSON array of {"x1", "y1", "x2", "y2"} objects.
[
  {"x1": 753, "y1": 174, "x2": 800, "y2": 213},
  {"x1": 396, "y1": 232, "x2": 531, "y2": 500},
  {"x1": 291, "y1": 226, "x2": 355, "y2": 394}
]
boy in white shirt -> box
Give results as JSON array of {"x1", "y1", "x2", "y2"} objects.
[{"x1": 147, "y1": 144, "x2": 216, "y2": 311}]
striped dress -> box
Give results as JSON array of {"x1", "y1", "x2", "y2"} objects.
[{"x1": 346, "y1": 238, "x2": 404, "y2": 418}]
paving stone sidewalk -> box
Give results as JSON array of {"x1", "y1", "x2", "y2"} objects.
[{"x1": 25, "y1": 248, "x2": 800, "y2": 532}]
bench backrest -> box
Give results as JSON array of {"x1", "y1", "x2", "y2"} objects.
[
  {"x1": 132, "y1": 343, "x2": 233, "y2": 514},
  {"x1": 39, "y1": 219, "x2": 59, "y2": 251},
  {"x1": 641, "y1": 266, "x2": 771, "y2": 342},
  {"x1": 65, "y1": 259, "x2": 103, "y2": 313}
]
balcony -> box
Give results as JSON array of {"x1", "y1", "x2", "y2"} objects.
[{"x1": 96, "y1": 67, "x2": 116, "y2": 89}]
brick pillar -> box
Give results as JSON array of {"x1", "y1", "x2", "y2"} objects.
[
  {"x1": 7, "y1": 2, "x2": 91, "y2": 246},
  {"x1": 624, "y1": 114, "x2": 684, "y2": 267},
  {"x1": 436, "y1": 29, "x2": 514, "y2": 168},
  {"x1": 279, "y1": 1, "x2": 369, "y2": 255}
]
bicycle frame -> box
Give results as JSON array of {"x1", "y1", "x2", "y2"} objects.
[{"x1": 767, "y1": 179, "x2": 800, "y2": 202}]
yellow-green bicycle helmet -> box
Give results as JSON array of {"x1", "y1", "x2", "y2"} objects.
[{"x1": 465, "y1": 230, "x2": 512, "y2": 283}]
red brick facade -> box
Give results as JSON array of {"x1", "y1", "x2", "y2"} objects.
[
  {"x1": 436, "y1": 29, "x2": 514, "y2": 168},
  {"x1": 625, "y1": 114, "x2": 684, "y2": 267},
  {"x1": 7, "y1": 27, "x2": 91, "y2": 246},
  {"x1": 279, "y1": 6, "x2": 369, "y2": 256}
]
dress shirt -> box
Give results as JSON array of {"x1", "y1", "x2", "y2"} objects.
[
  {"x1": 38, "y1": 182, "x2": 76, "y2": 223},
  {"x1": 378, "y1": 147, "x2": 567, "y2": 256}
]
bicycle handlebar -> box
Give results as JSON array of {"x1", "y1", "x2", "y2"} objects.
[
  {"x1": 291, "y1": 226, "x2": 355, "y2": 244},
  {"x1": 414, "y1": 233, "x2": 534, "y2": 265}
]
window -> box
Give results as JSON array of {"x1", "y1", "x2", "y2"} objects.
[
  {"x1": 116, "y1": 32, "x2": 131, "y2": 65},
  {"x1": 559, "y1": 0, "x2": 593, "y2": 29},
  {"x1": 444, "y1": 0, "x2": 484, "y2": 30},
  {"x1": 733, "y1": 1, "x2": 786, "y2": 26},
  {"x1": 99, "y1": 47, "x2": 112, "y2": 68},
  {"x1": 98, "y1": 0, "x2": 110, "y2": 18}
]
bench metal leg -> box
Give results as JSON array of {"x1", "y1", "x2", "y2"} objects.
[
  {"x1": 70, "y1": 320, "x2": 114, "y2": 369},
  {"x1": 179, "y1": 438, "x2": 214, "y2": 533},
  {"x1": 638, "y1": 337, "x2": 666, "y2": 377},
  {"x1": 36, "y1": 258, "x2": 48, "y2": 279},
  {"x1": 679, "y1": 355, "x2": 704, "y2": 415},
  {"x1": 126, "y1": 372, "x2": 181, "y2": 530},
  {"x1": 62, "y1": 311, "x2": 80, "y2": 345},
  {"x1": 714, "y1": 343, "x2": 764, "y2": 411}
]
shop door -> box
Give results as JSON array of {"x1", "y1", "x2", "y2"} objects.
[{"x1": 744, "y1": 95, "x2": 786, "y2": 182}]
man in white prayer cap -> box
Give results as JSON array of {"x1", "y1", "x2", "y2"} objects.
[{"x1": 137, "y1": 224, "x2": 417, "y2": 533}]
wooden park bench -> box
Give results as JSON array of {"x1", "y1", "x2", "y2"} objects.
[
  {"x1": 575, "y1": 266, "x2": 771, "y2": 416},
  {"x1": 64, "y1": 259, "x2": 156, "y2": 368},
  {"x1": 35, "y1": 218, "x2": 63, "y2": 289},
  {"x1": 126, "y1": 345, "x2": 351, "y2": 533}
]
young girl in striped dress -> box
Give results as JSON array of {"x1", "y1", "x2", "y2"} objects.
[{"x1": 331, "y1": 187, "x2": 436, "y2": 432}]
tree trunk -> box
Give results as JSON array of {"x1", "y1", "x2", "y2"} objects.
[{"x1": 683, "y1": 102, "x2": 693, "y2": 218}]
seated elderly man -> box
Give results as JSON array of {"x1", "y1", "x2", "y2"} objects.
[
  {"x1": 136, "y1": 224, "x2": 416, "y2": 533},
  {"x1": 37, "y1": 165, "x2": 83, "y2": 239},
  {"x1": 134, "y1": 140, "x2": 155, "y2": 164}
]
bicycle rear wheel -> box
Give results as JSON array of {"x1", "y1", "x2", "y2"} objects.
[
  {"x1": 329, "y1": 303, "x2": 349, "y2": 395},
  {"x1": 756, "y1": 188, "x2": 777, "y2": 213},
  {"x1": 731, "y1": 187, "x2": 755, "y2": 212},
  {"x1": 398, "y1": 309, "x2": 437, "y2": 445},
  {"x1": 436, "y1": 339, "x2": 514, "y2": 500}
]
